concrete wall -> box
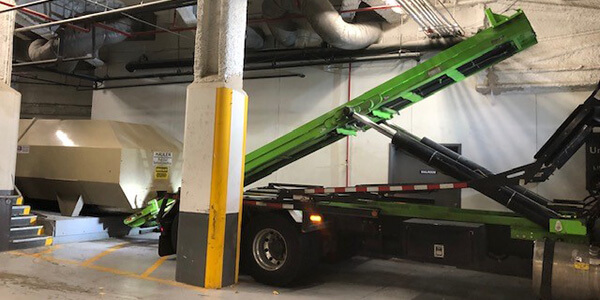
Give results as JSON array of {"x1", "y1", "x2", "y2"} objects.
[
  {"x1": 13, "y1": 83, "x2": 92, "y2": 119},
  {"x1": 373, "y1": 0, "x2": 600, "y2": 92}
]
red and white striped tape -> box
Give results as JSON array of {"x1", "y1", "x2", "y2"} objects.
[
  {"x1": 299, "y1": 182, "x2": 468, "y2": 195},
  {"x1": 243, "y1": 200, "x2": 294, "y2": 210}
]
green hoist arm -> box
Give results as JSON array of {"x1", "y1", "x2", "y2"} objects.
[{"x1": 244, "y1": 9, "x2": 537, "y2": 185}]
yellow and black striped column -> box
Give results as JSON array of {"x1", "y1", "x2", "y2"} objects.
[{"x1": 176, "y1": 84, "x2": 248, "y2": 288}]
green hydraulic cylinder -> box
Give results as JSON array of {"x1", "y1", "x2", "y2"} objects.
[{"x1": 244, "y1": 9, "x2": 538, "y2": 185}]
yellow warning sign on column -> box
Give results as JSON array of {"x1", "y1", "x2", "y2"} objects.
[{"x1": 154, "y1": 166, "x2": 169, "y2": 179}]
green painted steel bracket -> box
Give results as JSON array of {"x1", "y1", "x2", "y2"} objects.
[
  {"x1": 511, "y1": 226, "x2": 588, "y2": 243},
  {"x1": 244, "y1": 9, "x2": 538, "y2": 185},
  {"x1": 336, "y1": 128, "x2": 357, "y2": 136},
  {"x1": 485, "y1": 8, "x2": 511, "y2": 27},
  {"x1": 124, "y1": 198, "x2": 175, "y2": 228},
  {"x1": 549, "y1": 218, "x2": 588, "y2": 235},
  {"x1": 372, "y1": 109, "x2": 394, "y2": 120}
]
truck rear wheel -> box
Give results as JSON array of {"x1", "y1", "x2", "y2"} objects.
[{"x1": 242, "y1": 213, "x2": 319, "y2": 286}]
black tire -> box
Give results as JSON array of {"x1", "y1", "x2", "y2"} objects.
[
  {"x1": 171, "y1": 213, "x2": 179, "y2": 252},
  {"x1": 241, "y1": 213, "x2": 320, "y2": 286}
]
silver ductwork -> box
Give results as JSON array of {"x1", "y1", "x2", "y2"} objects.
[
  {"x1": 246, "y1": 27, "x2": 265, "y2": 50},
  {"x1": 300, "y1": 0, "x2": 381, "y2": 50},
  {"x1": 262, "y1": 0, "x2": 382, "y2": 50},
  {"x1": 28, "y1": 19, "x2": 131, "y2": 60},
  {"x1": 18, "y1": 0, "x2": 132, "y2": 71},
  {"x1": 262, "y1": 0, "x2": 299, "y2": 47}
]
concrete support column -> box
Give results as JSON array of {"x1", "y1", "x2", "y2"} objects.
[
  {"x1": 176, "y1": 0, "x2": 248, "y2": 288},
  {"x1": 0, "y1": 0, "x2": 22, "y2": 195}
]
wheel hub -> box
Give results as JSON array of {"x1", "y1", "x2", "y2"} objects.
[{"x1": 253, "y1": 228, "x2": 288, "y2": 271}]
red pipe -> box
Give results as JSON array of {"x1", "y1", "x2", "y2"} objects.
[
  {"x1": 95, "y1": 22, "x2": 133, "y2": 38},
  {"x1": 340, "y1": 5, "x2": 402, "y2": 14}
]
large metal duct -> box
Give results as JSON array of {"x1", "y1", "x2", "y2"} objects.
[
  {"x1": 246, "y1": 27, "x2": 265, "y2": 50},
  {"x1": 300, "y1": 0, "x2": 382, "y2": 50},
  {"x1": 27, "y1": 18, "x2": 132, "y2": 71},
  {"x1": 262, "y1": 0, "x2": 382, "y2": 50},
  {"x1": 19, "y1": 0, "x2": 132, "y2": 71},
  {"x1": 262, "y1": 0, "x2": 299, "y2": 47}
]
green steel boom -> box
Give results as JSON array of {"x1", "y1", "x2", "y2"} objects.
[{"x1": 244, "y1": 9, "x2": 538, "y2": 185}]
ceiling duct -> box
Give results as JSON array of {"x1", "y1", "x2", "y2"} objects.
[
  {"x1": 16, "y1": 0, "x2": 132, "y2": 71},
  {"x1": 300, "y1": 0, "x2": 382, "y2": 50},
  {"x1": 262, "y1": 0, "x2": 382, "y2": 50},
  {"x1": 28, "y1": 19, "x2": 131, "y2": 71},
  {"x1": 246, "y1": 27, "x2": 265, "y2": 50},
  {"x1": 261, "y1": 0, "x2": 300, "y2": 47}
]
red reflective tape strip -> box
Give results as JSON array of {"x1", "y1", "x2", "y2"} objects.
[
  {"x1": 244, "y1": 200, "x2": 257, "y2": 206},
  {"x1": 266, "y1": 203, "x2": 283, "y2": 209},
  {"x1": 427, "y1": 184, "x2": 440, "y2": 190},
  {"x1": 298, "y1": 182, "x2": 468, "y2": 195}
]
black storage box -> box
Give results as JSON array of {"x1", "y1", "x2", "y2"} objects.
[{"x1": 402, "y1": 218, "x2": 486, "y2": 268}]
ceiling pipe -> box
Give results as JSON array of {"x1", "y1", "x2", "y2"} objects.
[
  {"x1": 129, "y1": 4, "x2": 405, "y2": 37},
  {"x1": 14, "y1": 0, "x2": 190, "y2": 33},
  {"x1": 262, "y1": 0, "x2": 299, "y2": 47},
  {"x1": 0, "y1": 0, "x2": 88, "y2": 32},
  {"x1": 124, "y1": 37, "x2": 461, "y2": 73},
  {"x1": 0, "y1": 0, "x2": 53, "y2": 14},
  {"x1": 300, "y1": 0, "x2": 382, "y2": 50},
  {"x1": 260, "y1": 0, "x2": 383, "y2": 50},
  {"x1": 28, "y1": 18, "x2": 132, "y2": 72},
  {"x1": 247, "y1": 4, "x2": 403, "y2": 24},
  {"x1": 246, "y1": 27, "x2": 265, "y2": 50},
  {"x1": 124, "y1": 51, "x2": 421, "y2": 74},
  {"x1": 1, "y1": 0, "x2": 131, "y2": 37},
  {"x1": 80, "y1": 73, "x2": 307, "y2": 91}
]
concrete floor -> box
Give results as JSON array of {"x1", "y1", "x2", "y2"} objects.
[{"x1": 0, "y1": 233, "x2": 535, "y2": 299}]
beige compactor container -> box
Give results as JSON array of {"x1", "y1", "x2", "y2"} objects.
[{"x1": 16, "y1": 119, "x2": 182, "y2": 216}]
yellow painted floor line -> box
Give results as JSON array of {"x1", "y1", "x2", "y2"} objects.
[
  {"x1": 80, "y1": 242, "x2": 129, "y2": 266},
  {"x1": 7, "y1": 244, "x2": 207, "y2": 292},
  {"x1": 32, "y1": 245, "x2": 61, "y2": 257},
  {"x1": 141, "y1": 255, "x2": 171, "y2": 278},
  {"x1": 9, "y1": 250, "x2": 80, "y2": 265}
]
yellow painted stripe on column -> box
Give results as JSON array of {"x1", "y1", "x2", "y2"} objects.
[
  {"x1": 204, "y1": 87, "x2": 233, "y2": 289},
  {"x1": 234, "y1": 94, "x2": 248, "y2": 283}
]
